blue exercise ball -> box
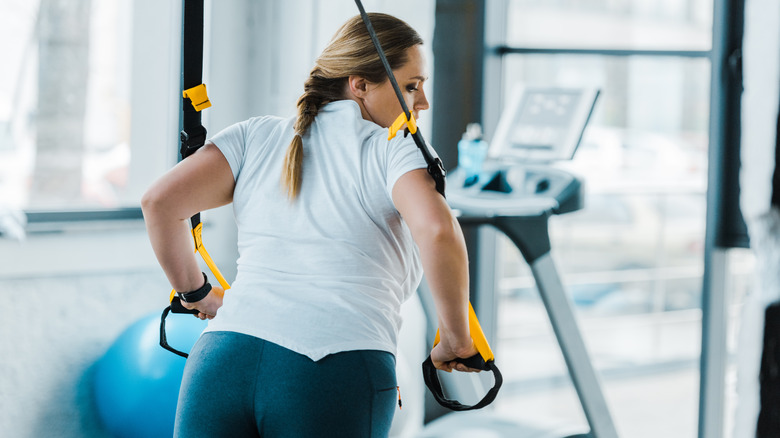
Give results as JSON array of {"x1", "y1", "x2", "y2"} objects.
[{"x1": 93, "y1": 311, "x2": 207, "y2": 438}]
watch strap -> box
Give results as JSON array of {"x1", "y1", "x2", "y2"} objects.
[{"x1": 177, "y1": 272, "x2": 211, "y2": 303}]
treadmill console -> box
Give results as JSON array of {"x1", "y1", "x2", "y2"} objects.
[
  {"x1": 447, "y1": 163, "x2": 583, "y2": 217},
  {"x1": 490, "y1": 86, "x2": 599, "y2": 163},
  {"x1": 448, "y1": 86, "x2": 599, "y2": 218}
]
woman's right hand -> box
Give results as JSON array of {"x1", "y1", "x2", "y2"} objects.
[
  {"x1": 181, "y1": 286, "x2": 225, "y2": 320},
  {"x1": 430, "y1": 334, "x2": 482, "y2": 373}
]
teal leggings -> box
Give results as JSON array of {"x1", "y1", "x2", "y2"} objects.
[{"x1": 174, "y1": 331, "x2": 398, "y2": 438}]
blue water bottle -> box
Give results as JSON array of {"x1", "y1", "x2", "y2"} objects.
[{"x1": 458, "y1": 123, "x2": 489, "y2": 187}]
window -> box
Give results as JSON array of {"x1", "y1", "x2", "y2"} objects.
[
  {"x1": 506, "y1": 0, "x2": 713, "y2": 51},
  {"x1": 0, "y1": 0, "x2": 180, "y2": 213},
  {"x1": 490, "y1": 1, "x2": 723, "y2": 436}
]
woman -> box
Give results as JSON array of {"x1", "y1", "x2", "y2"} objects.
[{"x1": 142, "y1": 13, "x2": 478, "y2": 438}]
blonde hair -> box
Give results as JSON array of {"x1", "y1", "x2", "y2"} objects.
[{"x1": 281, "y1": 13, "x2": 423, "y2": 200}]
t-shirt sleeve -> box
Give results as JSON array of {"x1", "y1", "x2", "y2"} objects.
[
  {"x1": 209, "y1": 120, "x2": 250, "y2": 181},
  {"x1": 385, "y1": 135, "x2": 434, "y2": 194}
]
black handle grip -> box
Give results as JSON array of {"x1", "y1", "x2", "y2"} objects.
[
  {"x1": 452, "y1": 353, "x2": 488, "y2": 371},
  {"x1": 422, "y1": 354, "x2": 503, "y2": 411},
  {"x1": 159, "y1": 300, "x2": 197, "y2": 359},
  {"x1": 170, "y1": 296, "x2": 200, "y2": 314}
]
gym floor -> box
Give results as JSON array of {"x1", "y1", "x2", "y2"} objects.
[{"x1": 477, "y1": 299, "x2": 737, "y2": 438}]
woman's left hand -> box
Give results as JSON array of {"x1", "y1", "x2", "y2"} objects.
[{"x1": 430, "y1": 335, "x2": 482, "y2": 373}]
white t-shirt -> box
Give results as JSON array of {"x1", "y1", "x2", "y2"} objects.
[{"x1": 204, "y1": 99, "x2": 430, "y2": 360}]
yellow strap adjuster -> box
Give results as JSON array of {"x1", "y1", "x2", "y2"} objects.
[
  {"x1": 182, "y1": 84, "x2": 212, "y2": 112},
  {"x1": 191, "y1": 222, "x2": 230, "y2": 290},
  {"x1": 433, "y1": 302, "x2": 495, "y2": 362},
  {"x1": 167, "y1": 222, "x2": 231, "y2": 303},
  {"x1": 387, "y1": 111, "x2": 418, "y2": 140}
]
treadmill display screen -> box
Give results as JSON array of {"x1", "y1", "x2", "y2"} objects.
[{"x1": 490, "y1": 86, "x2": 599, "y2": 163}]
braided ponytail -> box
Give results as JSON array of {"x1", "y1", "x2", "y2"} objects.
[
  {"x1": 280, "y1": 73, "x2": 341, "y2": 200},
  {"x1": 280, "y1": 13, "x2": 423, "y2": 200}
]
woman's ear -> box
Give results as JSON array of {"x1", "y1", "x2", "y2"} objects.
[{"x1": 347, "y1": 75, "x2": 369, "y2": 98}]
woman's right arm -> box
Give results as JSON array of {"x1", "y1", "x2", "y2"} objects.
[
  {"x1": 141, "y1": 142, "x2": 235, "y2": 318},
  {"x1": 392, "y1": 168, "x2": 479, "y2": 372}
]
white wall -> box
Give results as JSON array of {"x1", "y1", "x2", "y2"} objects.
[{"x1": 204, "y1": 0, "x2": 436, "y2": 134}]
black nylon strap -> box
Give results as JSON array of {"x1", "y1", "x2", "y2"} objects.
[
  {"x1": 180, "y1": 0, "x2": 206, "y2": 161},
  {"x1": 758, "y1": 301, "x2": 780, "y2": 434},
  {"x1": 160, "y1": 306, "x2": 190, "y2": 358},
  {"x1": 422, "y1": 354, "x2": 503, "y2": 411},
  {"x1": 353, "y1": 0, "x2": 503, "y2": 411},
  {"x1": 354, "y1": 0, "x2": 446, "y2": 197},
  {"x1": 180, "y1": 0, "x2": 206, "y2": 229},
  {"x1": 160, "y1": 0, "x2": 208, "y2": 360}
]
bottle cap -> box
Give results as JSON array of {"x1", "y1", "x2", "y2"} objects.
[{"x1": 462, "y1": 123, "x2": 483, "y2": 141}]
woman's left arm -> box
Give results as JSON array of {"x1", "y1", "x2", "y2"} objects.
[{"x1": 141, "y1": 142, "x2": 235, "y2": 317}]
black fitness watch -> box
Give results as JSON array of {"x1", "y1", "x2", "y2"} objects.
[{"x1": 176, "y1": 272, "x2": 212, "y2": 303}]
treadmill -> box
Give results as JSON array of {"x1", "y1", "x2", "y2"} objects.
[{"x1": 417, "y1": 86, "x2": 619, "y2": 438}]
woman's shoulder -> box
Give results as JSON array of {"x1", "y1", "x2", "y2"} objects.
[{"x1": 243, "y1": 114, "x2": 293, "y2": 132}]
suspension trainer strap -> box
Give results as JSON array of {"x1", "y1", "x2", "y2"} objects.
[
  {"x1": 353, "y1": 0, "x2": 446, "y2": 197},
  {"x1": 160, "y1": 0, "x2": 229, "y2": 359},
  {"x1": 353, "y1": 0, "x2": 501, "y2": 410},
  {"x1": 180, "y1": 0, "x2": 209, "y2": 161}
]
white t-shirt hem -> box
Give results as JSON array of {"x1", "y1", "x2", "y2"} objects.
[{"x1": 203, "y1": 323, "x2": 397, "y2": 361}]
